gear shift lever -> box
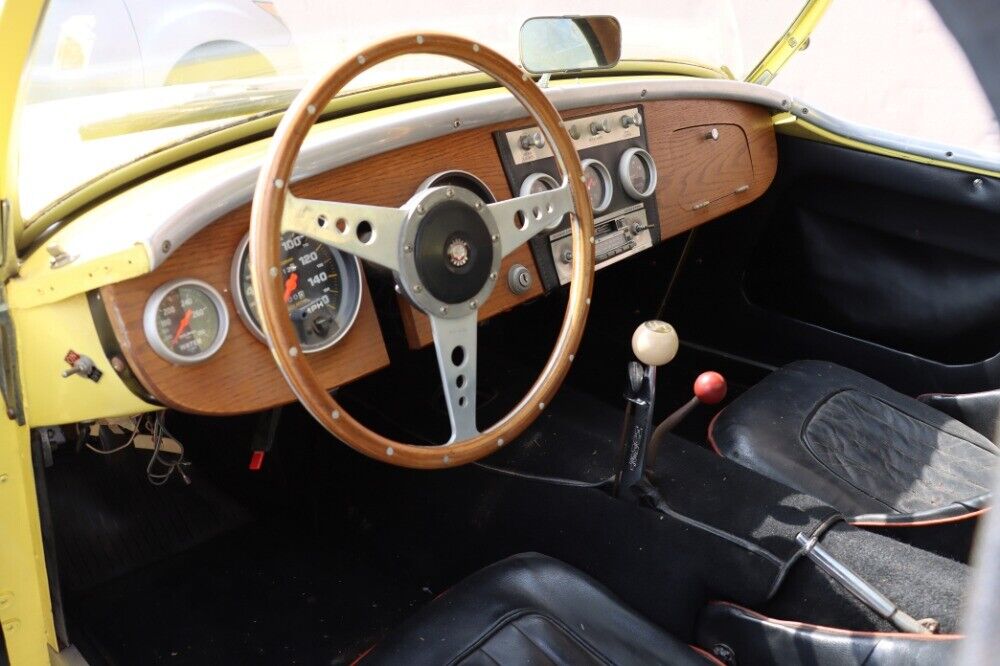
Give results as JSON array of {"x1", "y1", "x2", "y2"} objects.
[{"x1": 615, "y1": 321, "x2": 678, "y2": 497}]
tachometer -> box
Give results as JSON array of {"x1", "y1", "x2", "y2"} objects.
[
  {"x1": 231, "y1": 232, "x2": 363, "y2": 352},
  {"x1": 580, "y1": 158, "x2": 613, "y2": 213},
  {"x1": 144, "y1": 279, "x2": 229, "y2": 364}
]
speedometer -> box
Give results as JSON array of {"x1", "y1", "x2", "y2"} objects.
[{"x1": 231, "y1": 232, "x2": 363, "y2": 352}]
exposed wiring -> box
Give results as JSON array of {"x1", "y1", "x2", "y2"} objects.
[
  {"x1": 84, "y1": 419, "x2": 139, "y2": 455},
  {"x1": 81, "y1": 413, "x2": 191, "y2": 486},
  {"x1": 145, "y1": 412, "x2": 190, "y2": 486}
]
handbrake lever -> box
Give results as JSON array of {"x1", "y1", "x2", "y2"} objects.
[{"x1": 647, "y1": 371, "x2": 727, "y2": 468}]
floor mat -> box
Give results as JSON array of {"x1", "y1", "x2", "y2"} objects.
[
  {"x1": 47, "y1": 446, "x2": 252, "y2": 594},
  {"x1": 69, "y1": 524, "x2": 431, "y2": 665}
]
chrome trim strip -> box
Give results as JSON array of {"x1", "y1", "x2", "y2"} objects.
[
  {"x1": 794, "y1": 532, "x2": 930, "y2": 634},
  {"x1": 50, "y1": 78, "x2": 792, "y2": 272},
  {"x1": 788, "y1": 101, "x2": 1000, "y2": 173}
]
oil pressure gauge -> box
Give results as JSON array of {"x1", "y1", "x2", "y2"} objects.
[{"x1": 143, "y1": 279, "x2": 229, "y2": 364}]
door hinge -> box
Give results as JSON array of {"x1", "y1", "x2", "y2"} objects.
[
  {"x1": 0, "y1": 199, "x2": 17, "y2": 282},
  {"x1": 0, "y1": 284, "x2": 24, "y2": 425}
]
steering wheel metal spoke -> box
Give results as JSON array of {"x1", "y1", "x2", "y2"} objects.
[
  {"x1": 429, "y1": 312, "x2": 479, "y2": 443},
  {"x1": 283, "y1": 192, "x2": 404, "y2": 271},
  {"x1": 488, "y1": 183, "x2": 573, "y2": 258}
]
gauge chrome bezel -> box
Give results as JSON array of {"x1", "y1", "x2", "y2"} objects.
[
  {"x1": 580, "y1": 158, "x2": 614, "y2": 213},
  {"x1": 418, "y1": 170, "x2": 497, "y2": 203},
  {"x1": 618, "y1": 147, "x2": 658, "y2": 200},
  {"x1": 230, "y1": 232, "x2": 364, "y2": 353},
  {"x1": 143, "y1": 278, "x2": 230, "y2": 365},
  {"x1": 519, "y1": 172, "x2": 564, "y2": 230},
  {"x1": 519, "y1": 172, "x2": 559, "y2": 198}
]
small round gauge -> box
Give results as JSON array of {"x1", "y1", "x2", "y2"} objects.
[
  {"x1": 143, "y1": 279, "x2": 229, "y2": 364},
  {"x1": 519, "y1": 172, "x2": 559, "y2": 197},
  {"x1": 418, "y1": 170, "x2": 497, "y2": 203},
  {"x1": 231, "y1": 232, "x2": 363, "y2": 352},
  {"x1": 580, "y1": 158, "x2": 613, "y2": 213},
  {"x1": 519, "y1": 172, "x2": 564, "y2": 230},
  {"x1": 618, "y1": 147, "x2": 657, "y2": 199}
]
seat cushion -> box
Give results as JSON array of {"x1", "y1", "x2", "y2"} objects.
[
  {"x1": 711, "y1": 360, "x2": 997, "y2": 518},
  {"x1": 361, "y1": 553, "x2": 713, "y2": 665}
]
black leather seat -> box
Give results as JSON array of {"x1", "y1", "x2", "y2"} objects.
[
  {"x1": 711, "y1": 360, "x2": 996, "y2": 524},
  {"x1": 360, "y1": 553, "x2": 714, "y2": 665}
]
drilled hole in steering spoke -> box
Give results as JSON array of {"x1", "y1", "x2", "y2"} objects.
[
  {"x1": 514, "y1": 211, "x2": 528, "y2": 230},
  {"x1": 458, "y1": 396, "x2": 467, "y2": 407},
  {"x1": 456, "y1": 374, "x2": 465, "y2": 388},
  {"x1": 335, "y1": 218, "x2": 348, "y2": 233},
  {"x1": 356, "y1": 220, "x2": 374, "y2": 244},
  {"x1": 451, "y1": 346, "x2": 465, "y2": 367},
  {"x1": 317, "y1": 215, "x2": 327, "y2": 228},
  {"x1": 532, "y1": 206, "x2": 542, "y2": 221}
]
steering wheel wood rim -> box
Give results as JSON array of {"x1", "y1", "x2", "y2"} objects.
[{"x1": 249, "y1": 33, "x2": 594, "y2": 469}]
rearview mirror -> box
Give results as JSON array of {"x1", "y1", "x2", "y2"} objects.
[{"x1": 519, "y1": 16, "x2": 622, "y2": 75}]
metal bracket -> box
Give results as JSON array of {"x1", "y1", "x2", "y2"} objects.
[
  {"x1": 0, "y1": 201, "x2": 24, "y2": 424},
  {"x1": 0, "y1": 284, "x2": 25, "y2": 424},
  {"x1": 0, "y1": 199, "x2": 17, "y2": 281}
]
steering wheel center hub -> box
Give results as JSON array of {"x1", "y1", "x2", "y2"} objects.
[{"x1": 398, "y1": 186, "x2": 501, "y2": 316}]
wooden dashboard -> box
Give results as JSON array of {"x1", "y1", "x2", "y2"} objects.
[{"x1": 99, "y1": 97, "x2": 776, "y2": 415}]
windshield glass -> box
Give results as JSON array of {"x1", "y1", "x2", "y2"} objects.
[{"x1": 17, "y1": 0, "x2": 804, "y2": 222}]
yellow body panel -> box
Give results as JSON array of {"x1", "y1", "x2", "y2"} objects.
[
  {"x1": 1, "y1": 1, "x2": 64, "y2": 662},
  {"x1": 14, "y1": 292, "x2": 157, "y2": 427},
  {"x1": 9, "y1": 243, "x2": 150, "y2": 309},
  {"x1": 746, "y1": 0, "x2": 832, "y2": 85},
  {"x1": 0, "y1": 0, "x2": 45, "y2": 249},
  {"x1": 0, "y1": 417, "x2": 56, "y2": 665}
]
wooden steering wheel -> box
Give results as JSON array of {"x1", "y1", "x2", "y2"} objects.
[{"x1": 249, "y1": 33, "x2": 595, "y2": 469}]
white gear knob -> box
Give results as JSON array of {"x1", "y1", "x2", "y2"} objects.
[{"x1": 631, "y1": 320, "x2": 678, "y2": 367}]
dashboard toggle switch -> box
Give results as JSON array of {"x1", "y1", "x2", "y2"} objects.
[
  {"x1": 620, "y1": 112, "x2": 642, "y2": 128},
  {"x1": 518, "y1": 131, "x2": 545, "y2": 150},
  {"x1": 61, "y1": 350, "x2": 103, "y2": 382},
  {"x1": 589, "y1": 118, "x2": 612, "y2": 135}
]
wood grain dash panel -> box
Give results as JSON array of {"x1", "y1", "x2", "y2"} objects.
[
  {"x1": 102, "y1": 97, "x2": 777, "y2": 403},
  {"x1": 398, "y1": 98, "x2": 776, "y2": 348},
  {"x1": 643, "y1": 99, "x2": 777, "y2": 239},
  {"x1": 100, "y1": 203, "x2": 389, "y2": 416},
  {"x1": 669, "y1": 124, "x2": 754, "y2": 209}
]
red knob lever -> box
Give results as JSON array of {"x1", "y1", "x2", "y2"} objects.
[{"x1": 694, "y1": 371, "x2": 727, "y2": 405}]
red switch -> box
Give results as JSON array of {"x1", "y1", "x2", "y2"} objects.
[
  {"x1": 694, "y1": 371, "x2": 727, "y2": 405},
  {"x1": 249, "y1": 450, "x2": 265, "y2": 471}
]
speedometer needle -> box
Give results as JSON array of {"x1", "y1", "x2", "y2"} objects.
[
  {"x1": 171, "y1": 309, "x2": 193, "y2": 346},
  {"x1": 283, "y1": 272, "x2": 299, "y2": 302}
]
